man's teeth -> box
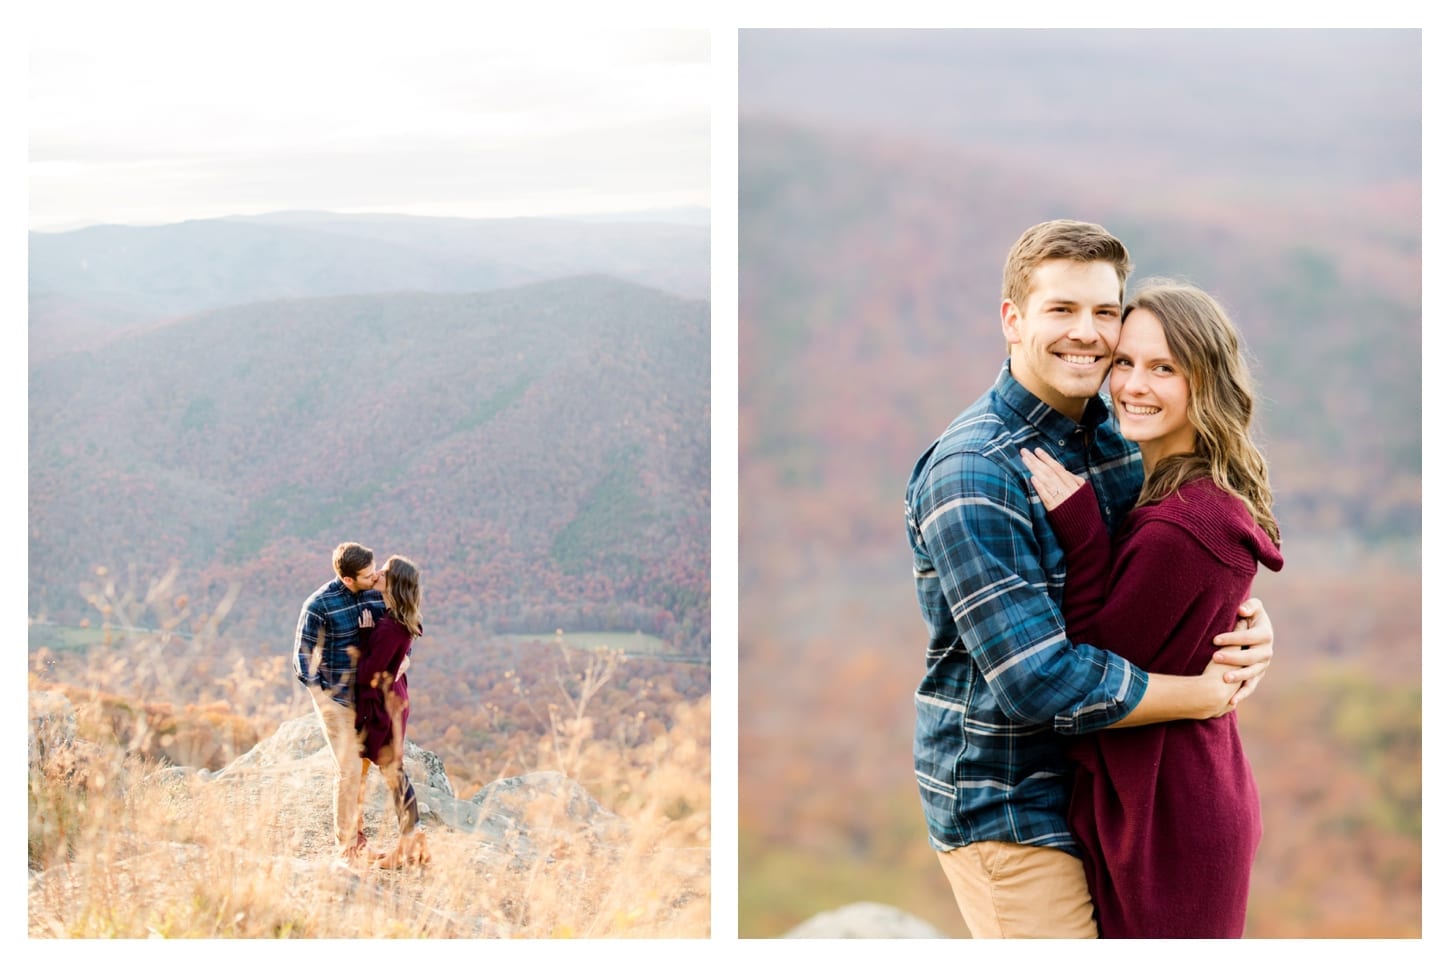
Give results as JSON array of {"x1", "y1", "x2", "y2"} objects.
[
  {"x1": 1060, "y1": 354, "x2": 1098, "y2": 365},
  {"x1": 1123, "y1": 403, "x2": 1160, "y2": 415}
]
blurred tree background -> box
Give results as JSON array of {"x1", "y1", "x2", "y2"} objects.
[{"x1": 738, "y1": 28, "x2": 1420, "y2": 939}]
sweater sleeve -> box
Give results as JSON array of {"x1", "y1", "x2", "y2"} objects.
[{"x1": 1044, "y1": 483, "x2": 1116, "y2": 637}]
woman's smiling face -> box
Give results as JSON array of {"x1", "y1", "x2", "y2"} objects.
[{"x1": 1109, "y1": 308, "x2": 1196, "y2": 460}]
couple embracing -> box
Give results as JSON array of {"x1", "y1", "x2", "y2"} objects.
[
  {"x1": 907, "y1": 220, "x2": 1284, "y2": 938},
  {"x1": 293, "y1": 541, "x2": 429, "y2": 868}
]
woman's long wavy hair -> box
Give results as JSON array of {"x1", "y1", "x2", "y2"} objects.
[
  {"x1": 381, "y1": 554, "x2": 423, "y2": 637},
  {"x1": 1123, "y1": 280, "x2": 1280, "y2": 546}
]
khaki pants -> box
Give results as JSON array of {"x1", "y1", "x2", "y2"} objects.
[
  {"x1": 308, "y1": 685, "x2": 364, "y2": 852},
  {"x1": 937, "y1": 841, "x2": 1099, "y2": 938}
]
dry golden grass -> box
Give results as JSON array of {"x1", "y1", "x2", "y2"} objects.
[{"x1": 28, "y1": 579, "x2": 710, "y2": 939}]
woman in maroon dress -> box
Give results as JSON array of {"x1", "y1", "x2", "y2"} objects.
[
  {"x1": 354, "y1": 554, "x2": 428, "y2": 867},
  {"x1": 1021, "y1": 281, "x2": 1283, "y2": 937}
]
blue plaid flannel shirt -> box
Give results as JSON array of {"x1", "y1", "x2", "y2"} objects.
[
  {"x1": 905, "y1": 361, "x2": 1150, "y2": 855},
  {"x1": 293, "y1": 578, "x2": 387, "y2": 706}
]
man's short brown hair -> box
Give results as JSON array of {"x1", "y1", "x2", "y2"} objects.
[
  {"x1": 1002, "y1": 219, "x2": 1133, "y2": 310},
  {"x1": 333, "y1": 542, "x2": 374, "y2": 580}
]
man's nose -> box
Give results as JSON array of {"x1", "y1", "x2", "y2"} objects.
[{"x1": 1066, "y1": 310, "x2": 1097, "y2": 341}]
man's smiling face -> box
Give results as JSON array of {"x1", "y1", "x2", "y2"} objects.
[{"x1": 1001, "y1": 258, "x2": 1123, "y2": 421}]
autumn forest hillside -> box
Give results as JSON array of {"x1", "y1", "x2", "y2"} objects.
[{"x1": 31, "y1": 272, "x2": 709, "y2": 656}]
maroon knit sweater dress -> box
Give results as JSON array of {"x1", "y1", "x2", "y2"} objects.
[
  {"x1": 1047, "y1": 476, "x2": 1283, "y2": 938},
  {"x1": 354, "y1": 614, "x2": 413, "y2": 763}
]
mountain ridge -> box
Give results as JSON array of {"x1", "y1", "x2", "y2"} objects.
[
  {"x1": 29, "y1": 211, "x2": 710, "y2": 362},
  {"x1": 30, "y1": 274, "x2": 709, "y2": 653}
]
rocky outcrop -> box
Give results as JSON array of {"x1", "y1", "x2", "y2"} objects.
[{"x1": 30, "y1": 691, "x2": 628, "y2": 871}]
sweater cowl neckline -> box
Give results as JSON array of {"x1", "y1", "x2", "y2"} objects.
[{"x1": 1128, "y1": 477, "x2": 1283, "y2": 574}]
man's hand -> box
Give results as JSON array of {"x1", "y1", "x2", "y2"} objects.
[
  {"x1": 1196, "y1": 653, "x2": 1242, "y2": 719},
  {"x1": 1115, "y1": 599, "x2": 1275, "y2": 728},
  {"x1": 1209, "y1": 597, "x2": 1273, "y2": 708}
]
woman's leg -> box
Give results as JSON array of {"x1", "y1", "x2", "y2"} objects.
[
  {"x1": 383, "y1": 760, "x2": 419, "y2": 836},
  {"x1": 375, "y1": 756, "x2": 427, "y2": 867}
]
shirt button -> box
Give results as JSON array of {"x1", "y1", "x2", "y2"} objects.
[{"x1": 1058, "y1": 440, "x2": 1066, "y2": 446}]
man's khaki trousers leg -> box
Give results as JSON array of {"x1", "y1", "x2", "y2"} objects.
[
  {"x1": 308, "y1": 685, "x2": 364, "y2": 852},
  {"x1": 937, "y1": 841, "x2": 1099, "y2": 938}
]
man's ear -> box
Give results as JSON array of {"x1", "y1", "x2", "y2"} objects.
[{"x1": 1002, "y1": 299, "x2": 1023, "y2": 346}]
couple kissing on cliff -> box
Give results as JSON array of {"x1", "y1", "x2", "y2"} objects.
[{"x1": 292, "y1": 541, "x2": 430, "y2": 868}]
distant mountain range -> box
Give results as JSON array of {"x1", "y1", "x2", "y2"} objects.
[
  {"x1": 29, "y1": 214, "x2": 710, "y2": 654},
  {"x1": 29, "y1": 211, "x2": 709, "y2": 362}
]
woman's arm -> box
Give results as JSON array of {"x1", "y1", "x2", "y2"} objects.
[
  {"x1": 357, "y1": 620, "x2": 409, "y2": 693},
  {"x1": 1044, "y1": 486, "x2": 1114, "y2": 636},
  {"x1": 1020, "y1": 447, "x2": 1114, "y2": 636}
]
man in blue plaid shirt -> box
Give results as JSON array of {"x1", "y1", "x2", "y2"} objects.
[
  {"x1": 295, "y1": 541, "x2": 387, "y2": 860},
  {"x1": 905, "y1": 220, "x2": 1275, "y2": 937}
]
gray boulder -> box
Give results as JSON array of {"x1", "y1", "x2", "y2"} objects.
[
  {"x1": 211, "y1": 713, "x2": 329, "y2": 777},
  {"x1": 784, "y1": 901, "x2": 947, "y2": 939}
]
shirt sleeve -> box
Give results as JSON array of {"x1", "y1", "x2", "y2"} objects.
[
  {"x1": 915, "y1": 449, "x2": 1147, "y2": 733},
  {"x1": 293, "y1": 601, "x2": 324, "y2": 686}
]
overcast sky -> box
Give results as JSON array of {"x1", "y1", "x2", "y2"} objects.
[{"x1": 29, "y1": 23, "x2": 710, "y2": 231}]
